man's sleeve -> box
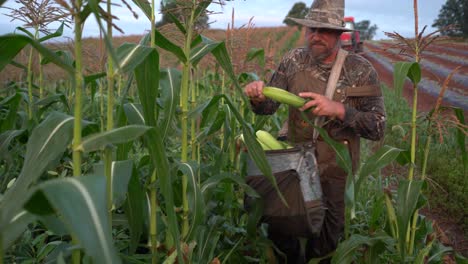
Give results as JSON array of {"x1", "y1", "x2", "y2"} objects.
[{"x1": 342, "y1": 62, "x2": 386, "y2": 141}]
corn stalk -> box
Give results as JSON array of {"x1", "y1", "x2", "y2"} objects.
[
  {"x1": 149, "y1": 1, "x2": 158, "y2": 262},
  {"x1": 72, "y1": 0, "x2": 84, "y2": 262},
  {"x1": 104, "y1": 0, "x2": 115, "y2": 227},
  {"x1": 180, "y1": 1, "x2": 197, "y2": 239},
  {"x1": 26, "y1": 26, "x2": 39, "y2": 120}
]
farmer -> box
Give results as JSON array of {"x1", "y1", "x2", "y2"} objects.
[{"x1": 244, "y1": 0, "x2": 386, "y2": 263}]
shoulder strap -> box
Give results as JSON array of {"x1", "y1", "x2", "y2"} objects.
[{"x1": 313, "y1": 49, "x2": 348, "y2": 141}]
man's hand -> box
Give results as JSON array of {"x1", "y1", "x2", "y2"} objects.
[
  {"x1": 244, "y1": 81, "x2": 266, "y2": 103},
  {"x1": 299, "y1": 92, "x2": 345, "y2": 120}
]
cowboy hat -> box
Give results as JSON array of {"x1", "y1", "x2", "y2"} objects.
[{"x1": 287, "y1": 0, "x2": 352, "y2": 32}]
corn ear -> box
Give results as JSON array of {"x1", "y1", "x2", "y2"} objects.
[
  {"x1": 256, "y1": 130, "x2": 284, "y2": 150},
  {"x1": 263, "y1": 86, "x2": 306, "y2": 108},
  {"x1": 239, "y1": 132, "x2": 272, "y2": 150}
]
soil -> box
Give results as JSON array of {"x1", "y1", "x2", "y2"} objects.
[{"x1": 362, "y1": 43, "x2": 468, "y2": 258}]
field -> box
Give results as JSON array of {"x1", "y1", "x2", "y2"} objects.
[{"x1": 1, "y1": 4, "x2": 467, "y2": 263}]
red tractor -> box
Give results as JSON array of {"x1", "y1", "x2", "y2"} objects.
[{"x1": 340, "y1": 16, "x2": 363, "y2": 53}]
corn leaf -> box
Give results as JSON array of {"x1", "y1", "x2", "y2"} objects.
[
  {"x1": 75, "y1": 125, "x2": 151, "y2": 153},
  {"x1": 453, "y1": 107, "x2": 467, "y2": 175},
  {"x1": 24, "y1": 176, "x2": 122, "y2": 264},
  {"x1": 133, "y1": 48, "x2": 182, "y2": 260},
  {"x1": 93, "y1": 160, "x2": 134, "y2": 208},
  {"x1": 124, "y1": 169, "x2": 145, "y2": 254},
  {"x1": 115, "y1": 43, "x2": 154, "y2": 74},
  {"x1": 178, "y1": 161, "x2": 205, "y2": 240},
  {"x1": 123, "y1": 103, "x2": 145, "y2": 125},
  {"x1": 209, "y1": 40, "x2": 246, "y2": 102},
  {"x1": 201, "y1": 172, "x2": 259, "y2": 198},
  {"x1": 131, "y1": 0, "x2": 152, "y2": 20},
  {"x1": 159, "y1": 68, "x2": 181, "y2": 140},
  {"x1": 0, "y1": 112, "x2": 74, "y2": 229},
  {"x1": 0, "y1": 34, "x2": 73, "y2": 74},
  {"x1": 0, "y1": 129, "x2": 25, "y2": 160},
  {"x1": 356, "y1": 146, "x2": 402, "y2": 205},
  {"x1": 395, "y1": 179, "x2": 425, "y2": 260},
  {"x1": 331, "y1": 233, "x2": 394, "y2": 264},
  {"x1": 190, "y1": 36, "x2": 220, "y2": 66},
  {"x1": 168, "y1": 12, "x2": 187, "y2": 35},
  {"x1": 152, "y1": 30, "x2": 187, "y2": 63},
  {"x1": 393, "y1": 62, "x2": 421, "y2": 98},
  {"x1": 0, "y1": 92, "x2": 21, "y2": 131},
  {"x1": 38, "y1": 22, "x2": 64, "y2": 42},
  {"x1": 220, "y1": 94, "x2": 287, "y2": 205},
  {"x1": 1, "y1": 211, "x2": 36, "y2": 251},
  {"x1": 245, "y1": 48, "x2": 265, "y2": 68},
  {"x1": 14, "y1": 27, "x2": 35, "y2": 38}
]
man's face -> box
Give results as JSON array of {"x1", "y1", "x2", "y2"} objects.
[{"x1": 305, "y1": 27, "x2": 342, "y2": 61}]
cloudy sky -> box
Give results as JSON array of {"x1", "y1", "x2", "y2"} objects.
[{"x1": 0, "y1": 0, "x2": 446, "y2": 40}]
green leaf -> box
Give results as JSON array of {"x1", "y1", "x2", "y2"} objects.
[
  {"x1": 407, "y1": 63, "x2": 421, "y2": 84},
  {"x1": 25, "y1": 176, "x2": 122, "y2": 264},
  {"x1": 1, "y1": 211, "x2": 36, "y2": 251},
  {"x1": 168, "y1": 12, "x2": 186, "y2": 35},
  {"x1": 393, "y1": 62, "x2": 421, "y2": 97},
  {"x1": 123, "y1": 103, "x2": 145, "y2": 125},
  {"x1": 76, "y1": 125, "x2": 151, "y2": 153},
  {"x1": 178, "y1": 161, "x2": 205, "y2": 240},
  {"x1": 124, "y1": 170, "x2": 145, "y2": 254},
  {"x1": 245, "y1": 48, "x2": 265, "y2": 68},
  {"x1": 359, "y1": 145, "x2": 402, "y2": 180},
  {"x1": 220, "y1": 94, "x2": 287, "y2": 205},
  {"x1": 0, "y1": 92, "x2": 21, "y2": 131},
  {"x1": 159, "y1": 68, "x2": 181, "y2": 140},
  {"x1": 193, "y1": 0, "x2": 210, "y2": 20},
  {"x1": 414, "y1": 240, "x2": 434, "y2": 264},
  {"x1": 0, "y1": 129, "x2": 25, "y2": 160},
  {"x1": 0, "y1": 34, "x2": 74, "y2": 74},
  {"x1": 208, "y1": 39, "x2": 245, "y2": 102},
  {"x1": 84, "y1": 72, "x2": 106, "y2": 85},
  {"x1": 0, "y1": 112, "x2": 74, "y2": 228},
  {"x1": 131, "y1": 0, "x2": 152, "y2": 20},
  {"x1": 135, "y1": 49, "x2": 159, "y2": 126},
  {"x1": 133, "y1": 47, "x2": 181, "y2": 259},
  {"x1": 395, "y1": 179, "x2": 425, "y2": 260},
  {"x1": 190, "y1": 36, "x2": 220, "y2": 66},
  {"x1": 331, "y1": 233, "x2": 393, "y2": 264},
  {"x1": 153, "y1": 30, "x2": 187, "y2": 63},
  {"x1": 38, "y1": 22, "x2": 64, "y2": 42},
  {"x1": 201, "y1": 172, "x2": 259, "y2": 198},
  {"x1": 15, "y1": 27, "x2": 35, "y2": 38},
  {"x1": 115, "y1": 43, "x2": 155, "y2": 74},
  {"x1": 93, "y1": 160, "x2": 134, "y2": 208},
  {"x1": 41, "y1": 50, "x2": 74, "y2": 68}
]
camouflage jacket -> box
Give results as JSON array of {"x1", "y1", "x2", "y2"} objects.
[{"x1": 251, "y1": 47, "x2": 386, "y2": 172}]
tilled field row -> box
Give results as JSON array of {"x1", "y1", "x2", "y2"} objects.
[{"x1": 363, "y1": 42, "x2": 468, "y2": 111}]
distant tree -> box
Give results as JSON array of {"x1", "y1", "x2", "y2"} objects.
[
  {"x1": 155, "y1": 1, "x2": 209, "y2": 30},
  {"x1": 283, "y1": 2, "x2": 309, "y2": 29},
  {"x1": 432, "y1": 0, "x2": 468, "y2": 38},
  {"x1": 355, "y1": 20, "x2": 378, "y2": 40}
]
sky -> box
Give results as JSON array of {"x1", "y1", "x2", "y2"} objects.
[{"x1": 0, "y1": 0, "x2": 447, "y2": 41}]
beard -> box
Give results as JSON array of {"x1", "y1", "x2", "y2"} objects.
[{"x1": 307, "y1": 39, "x2": 341, "y2": 62}]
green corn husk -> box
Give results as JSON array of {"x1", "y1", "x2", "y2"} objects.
[{"x1": 262, "y1": 86, "x2": 306, "y2": 108}]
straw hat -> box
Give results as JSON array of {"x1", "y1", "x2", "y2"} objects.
[{"x1": 287, "y1": 0, "x2": 352, "y2": 32}]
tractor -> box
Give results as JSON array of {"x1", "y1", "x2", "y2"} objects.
[{"x1": 340, "y1": 16, "x2": 363, "y2": 53}]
